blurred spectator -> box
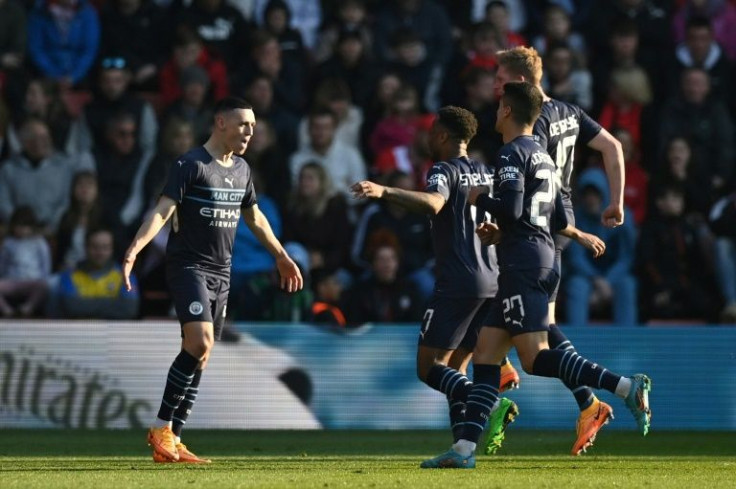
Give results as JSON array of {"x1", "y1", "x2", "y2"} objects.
[
  {"x1": 310, "y1": 267, "x2": 346, "y2": 327},
  {"x1": 344, "y1": 231, "x2": 423, "y2": 324},
  {"x1": 176, "y1": 0, "x2": 251, "y2": 72},
  {"x1": 598, "y1": 66, "x2": 653, "y2": 150},
  {"x1": 282, "y1": 162, "x2": 352, "y2": 272},
  {"x1": 361, "y1": 72, "x2": 403, "y2": 159},
  {"x1": 458, "y1": 68, "x2": 499, "y2": 158},
  {"x1": 54, "y1": 227, "x2": 139, "y2": 319},
  {"x1": 708, "y1": 192, "x2": 736, "y2": 322},
  {"x1": 373, "y1": 125, "x2": 433, "y2": 191},
  {"x1": 612, "y1": 128, "x2": 649, "y2": 226},
  {"x1": 0, "y1": 118, "x2": 93, "y2": 233},
  {"x1": 374, "y1": 0, "x2": 453, "y2": 69},
  {"x1": 658, "y1": 68, "x2": 734, "y2": 196},
  {"x1": 243, "y1": 73, "x2": 299, "y2": 153},
  {"x1": 651, "y1": 136, "x2": 711, "y2": 216},
  {"x1": 471, "y1": 0, "x2": 527, "y2": 33},
  {"x1": 314, "y1": 29, "x2": 378, "y2": 109},
  {"x1": 144, "y1": 118, "x2": 195, "y2": 205},
  {"x1": 541, "y1": 41, "x2": 593, "y2": 111},
  {"x1": 386, "y1": 30, "x2": 438, "y2": 110},
  {"x1": 162, "y1": 65, "x2": 214, "y2": 144},
  {"x1": 369, "y1": 85, "x2": 432, "y2": 157},
  {"x1": 242, "y1": 118, "x2": 291, "y2": 212},
  {"x1": 484, "y1": 0, "x2": 527, "y2": 48},
  {"x1": 81, "y1": 57, "x2": 158, "y2": 155},
  {"x1": 463, "y1": 22, "x2": 502, "y2": 75},
  {"x1": 671, "y1": 16, "x2": 734, "y2": 107},
  {"x1": 531, "y1": 4, "x2": 587, "y2": 66},
  {"x1": 239, "y1": 30, "x2": 304, "y2": 115},
  {"x1": 159, "y1": 26, "x2": 229, "y2": 108},
  {"x1": 92, "y1": 112, "x2": 153, "y2": 258},
  {"x1": 0, "y1": 0, "x2": 27, "y2": 74},
  {"x1": 289, "y1": 108, "x2": 366, "y2": 200},
  {"x1": 3, "y1": 78, "x2": 87, "y2": 158},
  {"x1": 27, "y1": 0, "x2": 100, "y2": 88},
  {"x1": 99, "y1": 0, "x2": 169, "y2": 90},
  {"x1": 351, "y1": 171, "x2": 434, "y2": 300},
  {"x1": 253, "y1": 0, "x2": 322, "y2": 49},
  {"x1": 298, "y1": 78, "x2": 363, "y2": 150},
  {"x1": 565, "y1": 168, "x2": 638, "y2": 326},
  {"x1": 313, "y1": 0, "x2": 372, "y2": 64},
  {"x1": 672, "y1": 0, "x2": 736, "y2": 61},
  {"x1": 0, "y1": 207, "x2": 51, "y2": 317},
  {"x1": 262, "y1": 0, "x2": 307, "y2": 72},
  {"x1": 54, "y1": 170, "x2": 102, "y2": 271},
  {"x1": 638, "y1": 184, "x2": 716, "y2": 322}
]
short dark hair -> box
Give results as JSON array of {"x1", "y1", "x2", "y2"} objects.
[
  {"x1": 213, "y1": 96, "x2": 252, "y2": 115},
  {"x1": 611, "y1": 18, "x2": 638, "y2": 38},
  {"x1": 9, "y1": 206, "x2": 38, "y2": 229},
  {"x1": 486, "y1": 0, "x2": 507, "y2": 12},
  {"x1": 686, "y1": 16, "x2": 712, "y2": 32},
  {"x1": 308, "y1": 107, "x2": 338, "y2": 124},
  {"x1": 501, "y1": 81, "x2": 542, "y2": 126},
  {"x1": 85, "y1": 226, "x2": 114, "y2": 245},
  {"x1": 436, "y1": 106, "x2": 478, "y2": 143}
]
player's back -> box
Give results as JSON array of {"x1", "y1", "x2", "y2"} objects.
[
  {"x1": 425, "y1": 156, "x2": 498, "y2": 298},
  {"x1": 533, "y1": 99, "x2": 602, "y2": 201},
  {"x1": 494, "y1": 136, "x2": 557, "y2": 271}
]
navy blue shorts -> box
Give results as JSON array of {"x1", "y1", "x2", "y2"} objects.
[
  {"x1": 167, "y1": 265, "x2": 230, "y2": 340},
  {"x1": 485, "y1": 268, "x2": 559, "y2": 337},
  {"x1": 551, "y1": 206, "x2": 575, "y2": 303},
  {"x1": 419, "y1": 295, "x2": 495, "y2": 351}
]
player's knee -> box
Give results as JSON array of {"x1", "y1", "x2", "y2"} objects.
[
  {"x1": 185, "y1": 336, "x2": 214, "y2": 360},
  {"x1": 518, "y1": 351, "x2": 538, "y2": 375}
]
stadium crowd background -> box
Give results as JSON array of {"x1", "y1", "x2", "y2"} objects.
[{"x1": 0, "y1": 0, "x2": 735, "y2": 326}]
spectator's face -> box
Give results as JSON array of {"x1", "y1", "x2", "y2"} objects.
[
  {"x1": 183, "y1": 81, "x2": 207, "y2": 106},
  {"x1": 486, "y1": 6, "x2": 509, "y2": 32},
  {"x1": 667, "y1": 138, "x2": 690, "y2": 178},
  {"x1": 100, "y1": 69, "x2": 130, "y2": 100},
  {"x1": 545, "y1": 9, "x2": 570, "y2": 39},
  {"x1": 686, "y1": 26, "x2": 713, "y2": 63},
  {"x1": 11, "y1": 224, "x2": 32, "y2": 239},
  {"x1": 255, "y1": 40, "x2": 282, "y2": 77},
  {"x1": 467, "y1": 73, "x2": 496, "y2": 104},
  {"x1": 547, "y1": 48, "x2": 572, "y2": 80},
  {"x1": 298, "y1": 167, "x2": 322, "y2": 197},
  {"x1": 74, "y1": 175, "x2": 98, "y2": 205},
  {"x1": 372, "y1": 246, "x2": 399, "y2": 284},
  {"x1": 266, "y1": 8, "x2": 288, "y2": 34},
  {"x1": 656, "y1": 192, "x2": 685, "y2": 217},
  {"x1": 581, "y1": 187, "x2": 603, "y2": 216},
  {"x1": 25, "y1": 82, "x2": 48, "y2": 115},
  {"x1": 328, "y1": 99, "x2": 350, "y2": 120},
  {"x1": 377, "y1": 75, "x2": 401, "y2": 105},
  {"x1": 246, "y1": 78, "x2": 273, "y2": 111},
  {"x1": 682, "y1": 70, "x2": 709, "y2": 104},
  {"x1": 392, "y1": 94, "x2": 417, "y2": 115},
  {"x1": 317, "y1": 275, "x2": 342, "y2": 302},
  {"x1": 217, "y1": 108, "x2": 256, "y2": 154},
  {"x1": 21, "y1": 122, "x2": 52, "y2": 160},
  {"x1": 308, "y1": 115, "x2": 336, "y2": 150},
  {"x1": 611, "y1": 34, "x2": 638, "y2": 60},
  {"x1": 86, "y1": 231, "x2": 114, "y2": 269},
  {"x1": 175, "y1": 42, "x2": 201, "y2": 68},
  {"x1": 340, "y1": 2, "x2": 365, "y2": 24},
  {"x1": 395, "y1": 41, "x2": 424, "y2": 66},
  {"x1": 171, "y1": 127, "x2": 195, "y2": 155},
  {"x1": 109, "y1": 120, "x2": 137, "y2": 155},
  {"x1": 473, "y1": 31, "x2": 499, "y2": 57},
  {"x1": 338, "y1": 38, "x2": 363, "y2": 64}
]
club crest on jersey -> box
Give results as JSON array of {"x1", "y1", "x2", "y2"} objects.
[{"x1": 189, "y1": 301, "x2": 204, "y2": 315}]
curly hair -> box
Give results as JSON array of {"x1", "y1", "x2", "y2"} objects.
[
  {"x1": 436, "y1": 105, "x2": 478, "y2": 143},
  {"x1": 497, "y1": 46, "x2": 543, "y2": 86}
]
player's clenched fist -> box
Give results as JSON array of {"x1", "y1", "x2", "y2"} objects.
[{"x1": 350, "y1": 180, "x2": 385, "y2": 199}]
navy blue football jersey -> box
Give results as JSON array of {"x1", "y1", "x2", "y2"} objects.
[
  {"x1": 425, "y1": 156, "x2": 498, "y2": 298},
  {"x1": 163, "y1": 147, "x2": 257, "y2": 276},
  {"x1": 533, "y1": 99, "x2": 602, "y2": 203},
  {"x1": 484, "y1": 136, "x2": 561, "y2": 270}
]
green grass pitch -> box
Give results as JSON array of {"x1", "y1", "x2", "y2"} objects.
[{"x1": 1, "y1": 430, "x2": 734, "y2": 488}]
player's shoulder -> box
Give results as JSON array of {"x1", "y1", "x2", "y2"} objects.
[{"x1": 176, "y1": 147, "x2": 208, "y2": 168}]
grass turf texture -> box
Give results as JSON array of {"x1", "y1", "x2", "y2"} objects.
[{"x1": 1, "y1": 430, "x2": 734, "y2": 488}]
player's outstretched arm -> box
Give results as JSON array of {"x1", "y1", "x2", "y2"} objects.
[
  {"x1": 123, "y1": 196, "x2": 177, "y2": 291},
  {"x1": 350, "y1": 180, "x2": 446, "y2": 215},
  {"x1": 557, "y1": 225, "x2": 606, "y2": 258},
  {"x1": 588, "y1": 128, "x2": 625, "y2": 228},
  {"x1": 242, "y1": 204, "x2": 303, "y2": 292}
]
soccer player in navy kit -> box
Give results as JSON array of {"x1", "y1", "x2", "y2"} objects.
[
  {"x1": 122, "y1": 97, "x2": 303, "y2": 463},
  {"x1": 420, "y1": 82, "x2": 651, "y2": 470},
  {"x1": 351, "y1": 106, "x2": 517, "y2": 444},
  {"x1": 481, "y1": 46, "x2": 628, "y2": 455}
]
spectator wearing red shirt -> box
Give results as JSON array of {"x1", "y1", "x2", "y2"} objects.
[
  {"x1": 612, "y1": 127, "x2": 649, "y2": 226},
  {"x1": 598, "y1": 66, "x2": 652, "y2": 151}
]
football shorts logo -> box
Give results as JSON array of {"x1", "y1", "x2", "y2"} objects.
[{"x1": 189, "y1": 301, "x2": 204, "y2": 315}]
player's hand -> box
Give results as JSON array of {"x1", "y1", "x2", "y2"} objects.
[
  {"x1": 277, "y1": 254, "x2": 304, "y2": 293},
  {"x1": 476, "y1": 222, "x2": 502, "y2": 246},
  {"x1": 468, "y1": 185, "x2": 491, "y2": 205},
  {"x1": 576, "y1": 232, "x2": 606, "y2": 258},
  {"x1": 601, "y1": 203, "x2": 624, "y2": 228},
  {"x1": 350, "y1": 180, "x2": 385, "y2": 200},
  {"x1": 122, "y1": 250, "x2": 137, "y2": 292}
]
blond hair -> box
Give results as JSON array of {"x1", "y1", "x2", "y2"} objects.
[
  {"x1": 611, "y1": 67, "x2": 652, "y2": 105},
  {"x1": 496, "y1": 46, "x2": 543, "y2": 86}
]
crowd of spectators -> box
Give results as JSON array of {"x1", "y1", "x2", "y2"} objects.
[{"x1": 0, "y1": 0, "x2": 735, "y2": 325}]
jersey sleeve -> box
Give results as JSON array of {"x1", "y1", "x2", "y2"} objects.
[
  {"x1": 495, "y1": 150, "x2": 525, "y2": 193},
  {"x1": 241, "y1": 176, "x2": 257, "y2": 209},
  {"x1": 578, "y1": 108, "x2": 602, "y2": 145},
  {"x1": 162, "y1": 158, "x2": 199, "y2": 203},
  {"x1": 476, "y1": 149, "x2": 524, "y2": 220},
  {"x1": 425, "y1": 162, "x2": 453, "y2": 200}
]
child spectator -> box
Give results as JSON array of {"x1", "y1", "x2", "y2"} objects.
[
  {"x1": 55, "y1": 170, "x2": 102, "y2": 271},
  {"x1": 0, "y1": 207, "x2": 51, "y2": 317}
]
